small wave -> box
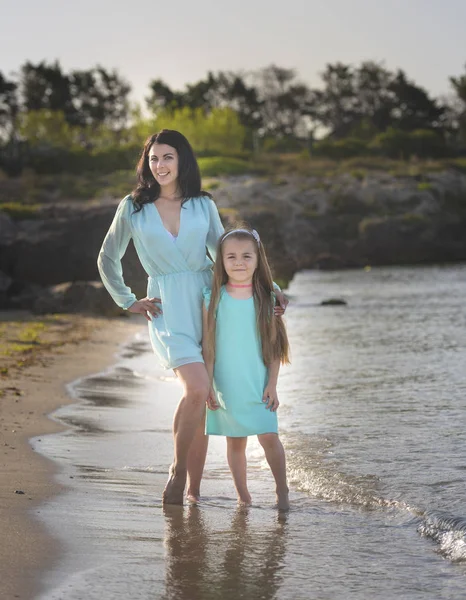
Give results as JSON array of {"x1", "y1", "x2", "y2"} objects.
[
  {"x1": 287, "y1": 464, "x2": 403, "y2": 510},
  {"x1": 283, "y1": 434, "x2": 466, "y2": 564},
  {"x1": 284, "y1": 434, "x2": 407, "y2": 511},
  {"x1": 418, "y1": 512, "x2": 466, "y2": 562},
  {"x1": 122, "y1": 465, "x2": 167, "y2": 474}
]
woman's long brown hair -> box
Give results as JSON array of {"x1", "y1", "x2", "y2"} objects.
[{"x1": 205, "y1": 228, "x2": 290, "y2": 367}]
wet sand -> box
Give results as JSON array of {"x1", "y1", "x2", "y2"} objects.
[{"x1": 0, "y1": 314, "x2": 143, "y2": 600}]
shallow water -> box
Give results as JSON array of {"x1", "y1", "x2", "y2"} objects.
[{"x1": 33, "y1": 264, "x2": 466, "y2": 599}]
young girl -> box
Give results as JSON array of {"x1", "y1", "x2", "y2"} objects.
[{"x1": 202, "y1": 227, "x2": 291, "y2": 510}]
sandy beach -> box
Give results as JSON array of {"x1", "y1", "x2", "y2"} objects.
[{"x1": 0, "y1": 313, "x2": 142, "y2": 600}]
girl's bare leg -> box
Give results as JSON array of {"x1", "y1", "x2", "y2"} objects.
[
  {"x1": 186, "y1": 409, "x2": 208, "y2": 502},
  {"x1": 257, "y1": 433, "x2": 289, "y2": 511},
  {"x1": 163, "y1": 363, "x2": 210, "y2": 505},
  {"x1": 227, "y1": 437, "x2": 251, "y2": 505}
]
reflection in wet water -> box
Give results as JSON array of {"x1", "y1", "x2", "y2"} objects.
[{"x1": 162, "y1": 505, "x2": 287, "y2": 600}]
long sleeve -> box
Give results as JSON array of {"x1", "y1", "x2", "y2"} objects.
[
  {"x1": 205, "y1": 198, "x2": 225, "y2": 261},
  {"x1": 97, "y1": 196, "x2": 137, "y2": 309}
]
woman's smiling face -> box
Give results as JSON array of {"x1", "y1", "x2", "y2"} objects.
[{"x1": 148, "y1": 143, "x2": 179, "y2": 189}]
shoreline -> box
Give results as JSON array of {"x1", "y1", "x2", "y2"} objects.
[{"x1": 0, "y1": 314, "x2": 143, "y2": 600}]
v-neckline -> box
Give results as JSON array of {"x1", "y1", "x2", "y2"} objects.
[{"x1": 152, "y1": 199, "x2": 186, "y2": 239}]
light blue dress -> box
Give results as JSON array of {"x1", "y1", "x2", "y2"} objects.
[
  {"x1": 98, "y1": 195, "x2": 224, "y2": 370},
  {"x1": 204, "y1": 287, "x2": 278, "y2": 437}
]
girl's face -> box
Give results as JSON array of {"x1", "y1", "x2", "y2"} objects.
[
  {"x1": 222, "y1": 237, "x2": 258, "y2": 284},
  {"x1": 148, "y1": 143, "x2": 179, "y2": 190}
]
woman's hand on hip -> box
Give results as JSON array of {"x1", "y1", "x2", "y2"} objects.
[
  {"x1": 206, "y1": 386, "x2": 219, "y2": 411},
  {"x1": 274, "y1": 290, "x2": 289, "y2": 317},
  {"x1": 127, "y1": 297, "x2": 162, "y2": 321}
]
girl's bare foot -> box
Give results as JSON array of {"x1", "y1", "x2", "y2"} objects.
[
  {"x1": 237, "y1": 499, "x2": 252, "y2": 507},
  {"x1": 276, "y1": 488, "x2": 290, "y2": 511},
  {"x1": 185, "y1": 483, "x2": 201, "y2": 504},
  {"x1": 186, "y1": 493, "x2": 201, "y2": 504}
]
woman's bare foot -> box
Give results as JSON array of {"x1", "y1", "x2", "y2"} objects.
[
  {"x1": 162, "y1": 465, "x2": 187, "y2": 505},
  {"x1": 237, "y1": 491, "x2": 252, "y2": 507},
  {"x1": 276, "y1": 488, "x2": 290, "y2": 511}
]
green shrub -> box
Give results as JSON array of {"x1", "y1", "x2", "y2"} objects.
[
  {"x1": 417, "y1": 181, "x2": 432, "y2": 191},
  {"x1": 198, "y1": 157, "x2": 256, "y2": 177},
  {"x1": 342, "y1": 156, "x2": 399, "y2": 171},
  {"x1": 28, "y1": 144, "x2": 139, "y2": 175},
  {"x1": 261, "y1": 136, "x2": 307, "y2": 153},
  {"x1": 138, "y1": 107, "x2": 246, "y2": 155},
  {"x1": 0, "y1": 202, "x2": 42, "y2": 220},
  {"x1": 370, "y1": 129, "x2": 412, "y2": 159},
  {"x1": 371, "y1": 128, "x2": 447, "y2": 159},
  {"x1": 203, "y1": 180, "x2": 221, "y2": 191},
  {"x1": 313, "y1": 138, "x2": 368, "y2": 159}
]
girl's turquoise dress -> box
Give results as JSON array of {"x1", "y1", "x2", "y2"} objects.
[
  {"x1": 204, "y1": 287, "x2": 278, "y2": 437},
  {"x1": 98, "y1": 195, "x2": 224, "y2": 370}
]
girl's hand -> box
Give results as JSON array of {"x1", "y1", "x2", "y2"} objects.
[
  {"x1": 206, "y1": 386, "x2": 219, "y2": 411},
  {"x1": 127, "y1": 297, "x2": 162, "y2": 321},
  {"x1": 274, "y1": 290, "x2": 289, "y2": 317},
  {"x1": 262, "y1": 385, "x2": 279, "y2": 412}
]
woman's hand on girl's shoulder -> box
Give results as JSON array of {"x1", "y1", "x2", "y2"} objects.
[
  {"x1": 274, "y1": 290, "x2": 289, "y2": 317},
  {"x1": 127, "y1": 297, "x2": 162, "y2": 321},
  {"x1": 262, "y1": 385, "x2": 279, "y2": 412}
]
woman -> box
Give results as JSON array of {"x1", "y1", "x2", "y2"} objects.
[{"x1": 98, "y1": 129, "x2": 286, "y2": 504}]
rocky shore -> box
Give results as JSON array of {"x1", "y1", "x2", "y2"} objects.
[{"x1": 1, "y1": 169, "x2": 465, "y2": 313}]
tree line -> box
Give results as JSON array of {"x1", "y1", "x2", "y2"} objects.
[{"x1": 0, "y1": 60, "x2": 465, "y2": 174}]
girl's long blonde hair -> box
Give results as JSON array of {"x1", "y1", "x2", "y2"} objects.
[{"x1": 205, "y1": 227, "x2": 290, "y2": 366}]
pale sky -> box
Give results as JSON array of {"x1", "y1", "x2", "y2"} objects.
[{"x1": 1, "y1": 0, "x2": 465, "y2": 107}]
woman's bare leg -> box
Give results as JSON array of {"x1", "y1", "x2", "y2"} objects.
[
  {"x1": 162, "y1": 362, "x2": 210, "y2": 504},
  {"x1": 227, "y1": 437, "x2": 251, "y2": 505},
  {"x1": 186, "y1": 409, "x2": 208, "y2": 502},
  {"x1": 257, "y1": 433, "x2": 289, "y2": 511}
]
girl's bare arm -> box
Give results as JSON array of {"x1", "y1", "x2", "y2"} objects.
[{"x1": 263, "y1": 359, "x2": 280, "y2": 411}]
